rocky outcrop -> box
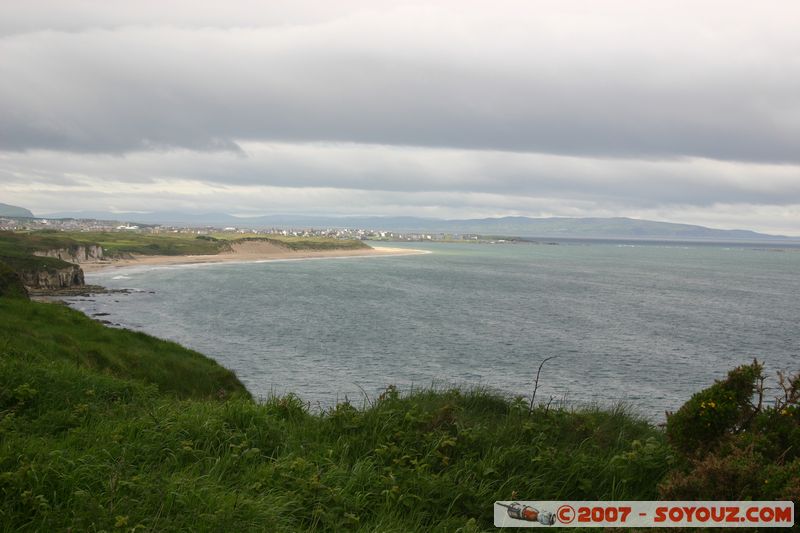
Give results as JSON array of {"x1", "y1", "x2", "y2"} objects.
[
  {"x1": 17, "y1": 264, "x2": 84, "y2": 290},
  {"x1": 34, "y1": 245, "x2": 103, "y2": 264}
]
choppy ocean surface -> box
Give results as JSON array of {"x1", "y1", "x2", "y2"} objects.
[{"x1": 70, "y1": 241, "x2": 800, "y2": 420}]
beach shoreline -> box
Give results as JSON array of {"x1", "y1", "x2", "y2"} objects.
[{"x1": 81, "y1": 243, "x2": 427, "y2": 273}]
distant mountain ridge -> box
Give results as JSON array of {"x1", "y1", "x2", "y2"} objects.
[
  {"x1": 41, "y1": 210, "x2": 793, "y2": 241},
  {"x1": 0, "y1": 202, "x2": 34, "y2": 218}
]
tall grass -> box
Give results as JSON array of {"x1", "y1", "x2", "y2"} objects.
[
  {"x1": 0, "y1": 299, "x2": 671, "y2": 531},
  {"x1": 0, "y1": 262, "x2": 28, "y2": 298},
  {"x1": 0, "y1": 299, "x2": 247, "y2": 399}
]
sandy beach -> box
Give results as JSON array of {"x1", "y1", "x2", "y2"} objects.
[{"x1": 81, "y1": 241, "x2": 426, "y2": 273}]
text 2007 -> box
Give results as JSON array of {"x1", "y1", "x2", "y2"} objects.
[{"x1": 577, "y1": 506, "x2": 632, "y2": 523}]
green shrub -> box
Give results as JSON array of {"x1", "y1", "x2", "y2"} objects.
[
  {"x1": 665, "y1": 361, "x2": 762, "y2": 456},
  {"x1": 660, "y1": 445, "x2": 800, "y2": 501},
  {"x1": 661, "y1": 361, "x2": 800, "y2": 504}
]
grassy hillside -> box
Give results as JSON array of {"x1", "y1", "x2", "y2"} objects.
[
  {"x1": 0, "y1": 231, "x2": 77, "y2": 271},
  {"x1": 0, "y1": 262, "x2": 28, "y2": 298},
  {"x1": 3, "y1": 296, "x2": 795, "y2": 530},
  {"x1": 0, "y1": 230, "x2": 87, "y2": 254},
  {"x1": 0, "y1": 230, "x2": 230, "y2": 258},
  {"x1": 0, "y1": 298, "x2": 670, "y2": 531},
  {"x1": 0, "y1": 299, "x2": 247, "y2": 399}
]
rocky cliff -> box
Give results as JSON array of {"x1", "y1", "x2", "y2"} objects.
[
  {"x1": 17, "y1": 264, "x2": 85, "y2": 290},
  {"x1": 33, "y1": 245, "x2": 103, "y2": 263}
]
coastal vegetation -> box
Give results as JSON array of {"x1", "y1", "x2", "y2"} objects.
[
  {"x1": 78, "y1": 232, "x2": 229, "y2": 257},
  {"x1": 2, "y1": 291, "x2": 797, "y2": 530},
  {"x1": 0, "y1": 231, "x2": 77, "y2": 272},
  {"x1": 0, "y1": 298, "x2": 668, "y2": 531},
  {"x1": 662, "y1": 361, "x2": 800, "y2": 501},
  {"x1": 0, "y1": 262, "x2": 28, "y2": 299},
  {"x1": 0, "y1": 298, "x2": 246, "y2": 399}
]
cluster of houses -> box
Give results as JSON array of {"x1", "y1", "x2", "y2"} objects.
[
  {"x1": 1, "y1": 215, "x2": 485, "y2": 243},
  {"x1": 0, "y1": 216, "x2": 120, "y2": 232}
]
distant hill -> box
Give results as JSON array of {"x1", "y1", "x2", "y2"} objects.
[
  {"x1": 419, "y1": 216, "x2": 790, "y2": 241},
  {"x1": 0, "y1": 202, "x2": 34, "y2": 218},
  {"x1": 43, "y1": 211, "x2": 792, "y2": 241}
]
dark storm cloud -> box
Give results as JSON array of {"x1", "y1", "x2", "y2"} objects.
[{"x1": 0, "y1": 2, "x2": 799, "y2": 162}]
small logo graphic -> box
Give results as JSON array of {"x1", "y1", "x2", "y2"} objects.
[
  {"x1": 496, "y1": 502, "x2": 556, "y2": 525},
  {"x1": 556, "y1": 505, "x2": 575, "y2": 524}
]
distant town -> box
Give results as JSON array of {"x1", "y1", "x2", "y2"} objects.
[{"x1": 0, "y1": 215, "x2": 510, "y2": 243}]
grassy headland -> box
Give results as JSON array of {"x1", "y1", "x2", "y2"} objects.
[
  {"x1": 78, "y1": 232, "x2": 230, "y2": 257},
  {"x1": 0, "y1": 231, "x2": 77, "y2": 272},
  {"x1": 0, "y1": 298, "x2": 246, "y2": 399}
]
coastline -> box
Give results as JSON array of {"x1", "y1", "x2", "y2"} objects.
[{"x1": 81, "y1": 242, "x2": 427, "y2": 273}]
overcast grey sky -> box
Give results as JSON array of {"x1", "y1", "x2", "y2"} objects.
[{"x1": 1, "y1": 1, "x2": 799, "y2": 234}]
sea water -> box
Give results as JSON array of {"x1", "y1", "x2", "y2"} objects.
[{"x1": 70, "y1": 240, "x2": 800, "y2": 420}]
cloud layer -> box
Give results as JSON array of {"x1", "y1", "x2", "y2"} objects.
[{"x1": 1, "y1": 1, "x2": 799, "y2": 233}]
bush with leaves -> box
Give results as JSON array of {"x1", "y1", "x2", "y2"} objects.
[
  {"x1": 665, "y1": 361, "x2": 763, "y2": 456},
  {"x1": 661, "y1": 360, "x2": 800, "y2": 503}
]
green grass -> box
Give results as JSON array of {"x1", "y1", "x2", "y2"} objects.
[
  {"x1": 0, "y1": 231, "x2": 77, "y2": 271},
  {"x1": 0, "y1": 230, "x2": 88, "y2": 255},
  {"x1": 0, "y1": 262, "x2": 28, "y2": 298},
  {"x1": 0, "y1": 299, "x2": 247, "y2": 399},
  {"x1": 0, "y1": 298, "x2": 672, "y2": 531},
  {"x1": 47, "y1": 231, "x2": 229, "y2": 257}
]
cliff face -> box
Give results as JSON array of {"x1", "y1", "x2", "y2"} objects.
[
  {"x1": 33, "y1": 245, "x2": 103, "y2": 264},
  {"x1": 23, "y1": 246, "x2": 95, "y2": 290},
  {"x1": 18, "y1": 264, "x2": 85, "y2": 290}
]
